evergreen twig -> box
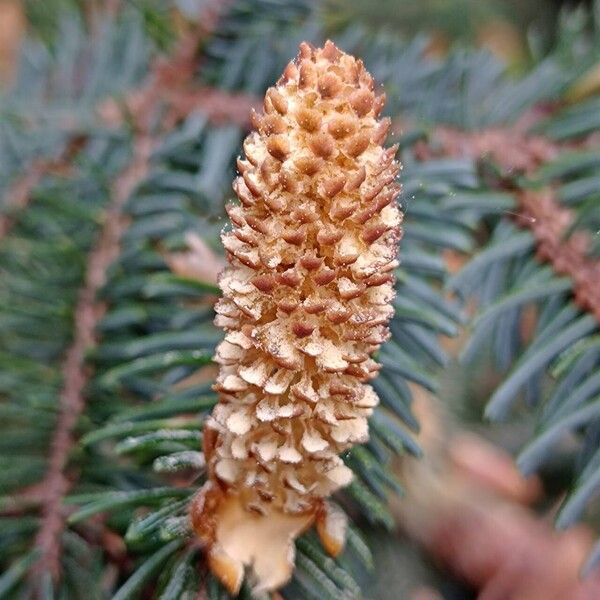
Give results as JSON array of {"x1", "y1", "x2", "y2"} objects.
[
  {"x1": 163, "y1": 87, "x2": 260, "y2": 129},
  {"x1": 415, "y1": 117, "x2": 600, "y2": 321},
  {"x1": 0, "y1": 137, "x2": 84, "y2": 240},
  {"x1": 518, "y1": 189, "x2": 600, "y2": 322},
  {"x1": 30, "y1": 0, "x2": 234, "y2": 588}
]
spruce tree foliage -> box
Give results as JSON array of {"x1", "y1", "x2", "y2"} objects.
[{"x1": 0, "y1": 0, "x2": 598, "y2": 598}]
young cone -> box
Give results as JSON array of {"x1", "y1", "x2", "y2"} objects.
[{"x1": 191, "y1": 40, "x2": 402, "y2": 594}]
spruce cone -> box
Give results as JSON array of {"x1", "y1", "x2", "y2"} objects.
[{"x1": 191, "y1": 40, "x2": 402, "y2": 594}]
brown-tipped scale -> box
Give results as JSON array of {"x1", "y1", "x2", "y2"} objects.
[{"x1": 190, "y1": 39, "x2": 402, "y2": 595}]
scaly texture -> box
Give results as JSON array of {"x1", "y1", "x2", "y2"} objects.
[{"x1": 191, "y1": 40, "x2": 402, "y2": 594}]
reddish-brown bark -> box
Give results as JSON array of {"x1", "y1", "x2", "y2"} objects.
[
  {"x1": 0, "y1": 136, "x2": 84, "y2": 241},
  {"x1": 31, "y1": 0, "x2": 236, "y2": 589},
  {"x1": 518, "y1": 189, "x2": 600, "y2": 321},
  {"x1": 415, "y1": 119, "x2": 600, "y2": 323},
  {"x1": 32, "y1": 107, "x2": 153, "y2": 592},
  {"x1": 164, "y1": 87, "x2": 260, "y2": 129}
]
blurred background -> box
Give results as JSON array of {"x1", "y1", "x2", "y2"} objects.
[{"x1": 0, "y1": 0, "x2": 595, "y2": 84}]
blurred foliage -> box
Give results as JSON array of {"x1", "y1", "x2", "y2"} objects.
[
  {"x1": 21, "y1": 0, "x2": 176, "y2": 47},
  {"x1": 326, "y1": 0, "x2": 538, "y2": 36},
  {"x1": 326, "y1": 0, "x2": 585, "y2": 67}
]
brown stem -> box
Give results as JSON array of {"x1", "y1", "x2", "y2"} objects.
[
  {"x1": 0, "y1": 166, "x2": 44, "y2": 240},
  {"x1": 415, "y1": 121, "x2": 600, "y2": 323},
  {"x1": 164, "y1": 87, "x2": 260, "y2": 130},
  {"x1": 31, "y1": 109, "x2": 154, "y2": 593},
  {"x1": 30, "y1": 0, "x2": 236, "y2": 589},
  {"x1": 0, "y1": 137, "x2": 84, "y2": 241},
  {"x1": 518, "y1": 189, "x2": 600, "y2": 321},
  {"x1": 413, "y1": 125, "x2": 562, "y2": 174}
]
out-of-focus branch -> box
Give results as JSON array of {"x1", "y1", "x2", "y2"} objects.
[
  {"x1": 412, "y1": 118, "x2": 600, "y2": 323},
  {"x1": 413, "y1": 122, "x2": 561, "y2": 174},
  {"x1": 3, "y1": 0, "x2": 251, "y2": 249},
  {"x1": 396, "y1": 391, "x2": 600, "y2": 599},
  {"x1": 163, "y1": 87, "x2": 260, "y2": 129},
  {"x1": 0, "y1": 136, "x2": 84, "y2": 241},
  {"x1": 518, "y1": 189, "x2": 600, "y2": 321},
  {"x1": 31, "y1": 1, "x2": 236, "y2": 590}
]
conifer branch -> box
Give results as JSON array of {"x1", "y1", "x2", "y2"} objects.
[
  {"x1": 414, "y1": 123, "x2": 561, "y2": 174},
  {"x1": 0, "y1": 137, "x2": 84, "y2": 241},
  {"x1": 517, "y1": 189, "x2": 600, "y2": 322},
  {"x1": 163, "y1": 87, "x2": 260, "y2": 129},
  {"x1": 415, "y1": 119, "x2": 600, "y2": 322},
  {"x1": 32, "y1": 95, "x2": 152, "y2": 595},
  {"x1": 31, "y1": 0, "x2": 235, "y2": 587},
  {"x1": 2, "y1": 0, "x2": 245, "y2": 246}
]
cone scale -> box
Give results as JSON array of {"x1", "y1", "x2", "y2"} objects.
[{"x1": 191, "y1": 40, "x2": 402, "y2": 594}]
